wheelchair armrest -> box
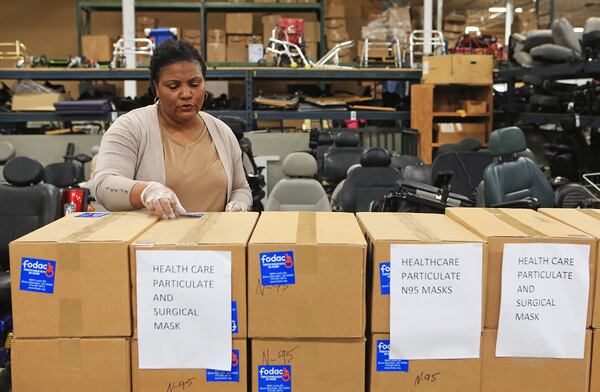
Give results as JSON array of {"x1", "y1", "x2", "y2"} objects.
[{"x1": 488, "y1": 197, "x2": 540, "y2": 210}]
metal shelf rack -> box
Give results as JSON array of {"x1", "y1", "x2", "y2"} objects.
[
  {"x1": 0, "y1": 67, "x2": 421, "y2": 126},
  {"x1": 76, "y1": 0, "x2": 327, "y2": 63}
]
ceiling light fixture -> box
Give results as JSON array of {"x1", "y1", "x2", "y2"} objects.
[
  {"x1": 489, "y1": 6, "x2": 507, "y2": 12},
  {"x1": 574, "y1": 27, "x2": 584, "y2": 33}
]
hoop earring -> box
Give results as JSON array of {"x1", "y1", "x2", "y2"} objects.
[
  {"x1": 154, "y1": 96, "x2": 160, "y2": 104},
  {"x1": 204, "y1": 91, "x2": 208, "y2": 100}
]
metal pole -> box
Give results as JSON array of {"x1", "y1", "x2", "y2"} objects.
[
  {"x1": 436, "y1": 0, "x2": 443, "y2": 32},
  {"x1": 504, "y1": 0, "x2": 513, "y2": 46},
  {"x1": 424, "y1": 0, "x2": 433, "y2": 55},
  {"x1": 549, "y1": 0, "x2": 555, "y2": 28},
  {"x1": 122, "y1": 0, "x2": 137, "y2": 97}
]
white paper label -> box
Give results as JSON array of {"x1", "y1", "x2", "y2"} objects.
[
  {"x1": 248, "y1": 44, "x2": 264, "y2": 63},
  {"x1": 390, "y1": 243, "x2": 483, "y2": 360},
  {"x1": 496, "y1": 243, "x2": 590, "y2": 358},
  {"x1": 422, "y1": 60, "x2": 429, "y2": 75},
  {"x1": 136, "y1": 250, "x2": 232, "y2": 370}
]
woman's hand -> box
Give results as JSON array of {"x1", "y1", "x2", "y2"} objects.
[
  {"x1": 140, "y1": 181, "x2": 187, "y2": 219},
  {"x1": 225, "y1": 201, "x2": 248, "y2": 212}
]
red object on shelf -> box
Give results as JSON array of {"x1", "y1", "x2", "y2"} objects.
[{"x1": 277, "y1": 18, "x2": 305, "y2": 45}]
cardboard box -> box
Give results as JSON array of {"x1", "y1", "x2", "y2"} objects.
[
  {"x1": 132, "y1": 338, "x2": 247, "y2": 391},
  {"x1": 9, "y1": 212, "x2": 157, "y2": 338},
  {"x1": 11, "y1": 93, "x2": 66, "y2": 111},
  {"x1": 226, "y1": 13, "x2": 253, "y2": 35},
  {"x1": 248, "y1": 212, "x2": 366, "y2": 338},
  {"x1": 591, "y1": 329, "x2": 600, "y2": 391},
  {"x1": 82, "y1": 35, "x2": 113, "y2": 62},
  {"x1": 422, "y1": 55, "x2": 494, "y2": 85},
  {"x1": 446, "y1": 208, "x2": 596, "y2": 328},
  {"x1": 136, "y1": 15, "x2": 157, "y2": 31},
  {"x1": 227, "y1": 35, "x2": 250, "y2": 62},
  {"x1": 262, "y1": 14, "x2": 282, "y2": 47},
  {"x1": 463, "y1": 99, "x2": 488, "y2": 113},
  {"x1": 182, "y1": 29, "x2": 201, "y2": 50},
  {"x1": 327, "y1": 27, "x2": 349, "y2": 43},
  {"x1": 251, "y1": 338, "x2": 365, "y2": 392},
  {"x1": 11, "y1": 338, "x2": 131, "y2": 392},
  {"x1": 208, "y1": 29, "x2": 227, "y2": 44},
  {"x1": 538, "y1": 209, "x2": 600, "y2": 327},
  {"x1": 325, "y1": 18, "x2": 347, "y2": 31},
  {"x1": 130, "y1": 213, "x2": 259, "y2": 338},
  {"x1": 481, "y1": 329, "x2": 592, "y2": 392},
  {"x1": 305, "y1": 42, "x2": 318, "y2": 61},
  {"x1": 369, "y1": 333, "x2": 481, "y2": 392},
  {"x1": 436, "y1": 123, "x2": 487, "y2": 145},
  {"x1": 304, "y1": 20, "x2": 320, "y2": 42},
  {"x1": 356, "y1": 213, "x2": 486, "y2": 334},
  {"x1": 208, "y1": 43, "x2": 227, "y2": 63},
  {"x1": 326, "y1": 1, "x2": 346, "y2": 19}
]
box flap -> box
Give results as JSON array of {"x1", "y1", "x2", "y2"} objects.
[
  {"x1": 446, "y1": 208, "x2": 592, "y2": 239},
  {"x1": 357, "y1": 212, "x2": 484, "y2": 242},
  {"x1": 132, "y1": 212, "x2": 259, "y2": 246},
  {"x1": 540, "y1": 208, "x2": 600, "y2": 238},
  {"x1": 13, "y1": 212, "x2": 157, "y2": 243},
  {"x1": 249, "y1": 212, "x2": 366, "y2": 245}
]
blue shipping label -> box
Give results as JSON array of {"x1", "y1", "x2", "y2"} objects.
[
  {"x1": 76, "y1": 212, "x2": 109, "y2": 218},
  {"x1": 206, "y1": 350, "x2": 240, "y2": 382},
  {"x1": 379, "y1": 262, "x2": 391, "y2": 295},
  {"x1": 259, "y1": 251, "x2": 295, "y2": 286},
  {"x1": 376, "y1": 340, "x2": 409, "y2": 372},
  {"x1": 258, "y1": 365, "x2": 292, "y2": 392},
  {"x1": 232, "y1": 301, "x2": 239, "y2": 334},
  {"x1": 19, "y1": 257, "x2": 56, "y2": 294}
]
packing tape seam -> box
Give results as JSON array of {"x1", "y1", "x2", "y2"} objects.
[
  {"x1": 297, "y1": 212, "x2": 318, "y2": 274},
  {"x1": 395, "y1": 214, "x2": 439, "y2": 241},
  {"x1": 59, "y1": 298, "x2": 82, "y2": 339},
  {"x1": 488, "y1": 208, "x2": 547, "y2": 237},
  {"x1": 58, "y1": 338, "x2": 82, "y2": 372},
  {"x1": 179, "y1": 213, "x2": 221, "y2": 245}
]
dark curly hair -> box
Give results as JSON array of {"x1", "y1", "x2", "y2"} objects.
[{"x1": 150, "y1": 40, "x2": 207, "y2": 88}]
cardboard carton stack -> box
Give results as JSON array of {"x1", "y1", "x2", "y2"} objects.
[
  {"x1": 537, "y1": 209, "x2": 600, "y2": 392},
  {"x1": 261, "y1": 14, "x2": 281, "y2": 63},
  {"x1": 81, "y1": 35, "x2": 113, "y2": 63},
  {"x1": 248, "y1": 212, "x2": 367, "y2": 392},
  {"x1": 129, "y1": 213, "x2": 259, "y2": 392},
  {"x1": 444, "y1": 13, "x2": 467, "y2": 48},
  {"x1": 10, "y1": 212, "x2": 158, "y2": 392},
  {"x1": 303, "y1": 20, "x2": 320, "y2": 61},
  {"x1": 226, "y1": 13, "x2": 253, "y2": 62},
  {"x1": 182, "y1": 29, "x2": 202, "y2": 52},
  {"x1": 357, "y1": 213, "x2": 486, "y2": 392},
  {"x1": 447, "y1": 208, "x2": 595, "y2": 392},
  {"x1": 207, "y1": 29, "x2": 227, "y2": 63},
  {"x1": 325, "y1": 0, "x2": 353, "y2": 62}
]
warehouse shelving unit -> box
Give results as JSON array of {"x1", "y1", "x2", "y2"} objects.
[
  {"x1": 0, "y1": 67, "x2": 421, "y2": 127},
  {"x1": 76, "y1": 0, "x2": 327, "y2": 62}
]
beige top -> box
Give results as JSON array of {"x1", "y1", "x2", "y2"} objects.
[
  {"x1": 91, "y1": 104, "x2": 251, "y2": 211},
  {"x1": 161, "y1": 122, "x2": 227, "y2": 212}
]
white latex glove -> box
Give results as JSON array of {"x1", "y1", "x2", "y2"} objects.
[
  {"x1": 140, "y1": 181, "x2": 187, "y2": 219},
  {"x1": 225, "y1": 201, "x2": 248, "y2": 212}
]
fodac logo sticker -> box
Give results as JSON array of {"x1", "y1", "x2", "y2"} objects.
[
  {"x1": 258, "y1": 365, "x2": 292, "y2": 390},
  {"x1": 259, "y1": 251, "x2": 295, "y2": 286},
  {"x1": 20, "y1": 257, "x2": 57, "y2": 294}
]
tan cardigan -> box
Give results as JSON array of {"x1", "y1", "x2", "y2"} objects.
[{"x1": 91, "y1": 104, "x2": 252, "y2": 211}]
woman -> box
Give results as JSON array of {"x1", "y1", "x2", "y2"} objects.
[{"x1": 92, "y1": 40, "x2": 251, "y2": 219}]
